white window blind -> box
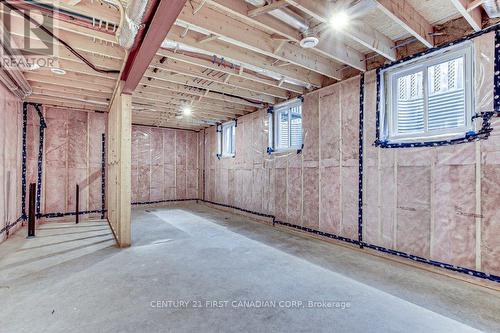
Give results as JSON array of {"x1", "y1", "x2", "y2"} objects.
[
  {"x1": 382, "y1": 42, "x2": 474, "y2": 143},
  {"x1": 427, "y1": 57, "x2": 465, "y2": 131},
  {"x1": 221, "y1": 121, "x2": 236, "y2": 156},
  {"x1": 396, "y1": 71, "x2": 424, "y2": 133},
  {"x1": 274, "y1": 99, "x2": 303, "y2": 151}
]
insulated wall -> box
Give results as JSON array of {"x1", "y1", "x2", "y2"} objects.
[
  {"x1": 0, "y1": 83, "x2": 23, "y2": 243},
  {"x1": 203, "y1": 76, "x2": 361, "y2": 242},
  {"x1": 131, "y1": 126, "x2": 200, "y2": 203},
  {"x1": 203, "y1": 31, "x2": 500, "y2": 279},
  {"x1": 26, "y1": 107, "x2": 107, "y2": 221},
  {"x1": 363, "y1": 31, "x2": 499, "y2": 277}
]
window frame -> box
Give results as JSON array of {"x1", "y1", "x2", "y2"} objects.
[
  {"x1": 220, "y1": 120, "x2": 236, "y2": 157},
  {"x1": 380, "y1": 41, "x2": 475, "y2": 143},
  {"x1": 271, "y1": 98, "x2": 303, "y2": 152}
]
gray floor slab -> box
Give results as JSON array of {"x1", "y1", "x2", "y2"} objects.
[{"x1": 0, "y1": 203, "x2": 499, "y2": 333}]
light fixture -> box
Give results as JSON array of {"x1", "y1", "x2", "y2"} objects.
[
  {"x1": 299, "y1": 30, "x2": 319, "y2": 48},
  {"x1": 182, "y1": 105, "x2": 192, "y2": 116},
  {"x1": 50, "y1": 67, "x2": 66, "y2": 75},
  {"x1": 330, "y1": 11, "x2": 349, "y2": 30}
]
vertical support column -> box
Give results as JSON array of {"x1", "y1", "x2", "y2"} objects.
[
  {"x1": 107, "y1": 82, "x2": 132, "y2": 247},
  {"x1": 75, "y1": 184, "x2": 80, "y2": 224},
  {"x1": 27, "y1": 183, "x2": 36, "y2": 238}
]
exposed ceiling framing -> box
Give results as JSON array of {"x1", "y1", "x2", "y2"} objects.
[{"x1": 2, "y1": 0, "x2": 495, "y2": 130}]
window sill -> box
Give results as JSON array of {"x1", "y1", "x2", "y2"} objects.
[
  {"x1": 270, "y1": 147, "x2": 302, "y2": 155},
  {"x1": 384, "y1": 130, "x2": 473, "y2": 145},
  {"x1": 220, "y1": 154, "x2": 235, "y2": 159},
  {"x1": 376, "y1": 130, "x2": 478, "y2": 148}
]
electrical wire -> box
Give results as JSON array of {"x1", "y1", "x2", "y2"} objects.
[{"x1": 0, "y1": 0, "x2": 120, "y2": 74}]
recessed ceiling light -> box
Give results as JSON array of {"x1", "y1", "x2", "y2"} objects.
[
  {"x1": 330, "y1": 11, "x2": 349, "y2": 30},
  {"x1": 50, "y1": 67, "x2": 66, "y2": 75},
  {"x1": 300, "y1": 36, "x2": 319, "y2": 49}
]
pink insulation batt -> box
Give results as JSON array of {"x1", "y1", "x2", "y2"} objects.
[
  {"x1": 202, "y1": 32, "x2": 500, "y2": 278},
  {"x1": 131, "y1": 125, "x2": 201, "y2": 203}
]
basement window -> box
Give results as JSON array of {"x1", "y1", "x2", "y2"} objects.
[
  {"x1": 379, "y1": 42, "x2": 475, "y2": 143},
  {"x1": 220, "y1": 121, "x2": 236, "y2": 157},
  {"x1": 270, "y1": 98, "x2": 303, "y2": 152}
]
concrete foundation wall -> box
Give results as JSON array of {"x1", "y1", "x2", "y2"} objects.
[
  {"x1": 203, "y1": 31, "x2": 500, "y2": 278},
  {"x1": 131, "y1": 126, "x2": 200, "y2": 203},
  {"x1": 0, "y1": 83, "x2": 23, "y2": 243}
]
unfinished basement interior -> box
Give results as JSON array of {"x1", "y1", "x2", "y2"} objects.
[{"x1": 0, "y1": 0, "x2": 500, "y2": 331}]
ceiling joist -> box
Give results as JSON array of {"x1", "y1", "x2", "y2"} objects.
[{"x1": 374, "y1": 0, "x2": 434, "y2": 48}]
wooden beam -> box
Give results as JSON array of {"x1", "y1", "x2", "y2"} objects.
[
  {"x1": 467, "y1": 0, "x2": 484, "y2": 11},
  {"x1": 31, "y1": 88, "x2": 110, "y2": 106},
  {"x1": 0, "y1": 7, "x2": 117, "y2": 43},
  {"x1": 247, "y1": 0, "x2": 289, "y2": 17},
  {"x1": 46, "y1": 60, "x2": 119, "y2": 80},
  {"x1": 450, "y1": 0, "x2": 482, "y2": 32},
  {"x1": 156, "y1": 49, "x2": 305, "y2": 94},
  {"x1": 26, "y1": 70, "x2": 115, "y2": 88},
  {"x1": 374, "y1": 0, "x2": 434, "y2": 48},
  {"x1": 122, "y1": 0, "x2": 187, "y2": 94},
  {"x1": 140, "y1": 77, "x2": 262, "y2": 107},
  {"x1": 107, "y1": 81, "x2": 132, "y2": 247},
  {"x1": 35, "y1": 0, "x2": 121, "y2": 25},
  {"x1": 144, "y1": 67, "x2": 276, "y2": 104},
  {"x1": 197, "y1": 34, "x2": 219, "y2": 44},
  {"x1": 150, "y1": 57, "x2": 290, "y2": 99},
  {"x1": 209, "y1": 0, "x2": 367, "y2": 70},
  {"x1": 167, "y1": 25, "x2": 322, "y2": 87},
  {"x1": 133, "y1": 93, "x2": 246, "y2": 117},
  {"x1": 176, "y1": 2, "x2": 346, "y2": 79},
  {"x1": 132, "y1": 116, "x2": 206, "y2": 130},
  {"x1": 136, "y1": 84, "x2": 254, "y2": 112},
  {"x1": 11, "y1": 36, "x2": 123, "y2": 71},
  {"x1": 28, "y1": 81, "x2": 112, "y2": 100},
  {"x1": 132, "y1": 110, "x2": 214, "y2": 124},
  {"x1": 6, "y1": 15, "x2": 124, "y2": 59},
  {"x1": 26, "y1": 96, "x2": 107, "y2": 111},
  {"x1": 132, "y1": 105, "x2": 229, "y2": 122},
  {"x1": 284, "y1": 0, "x2": 395, "y2": 61},
  {"x1": 209, "y1": 0, "x2": 299, "y2": 41},
  {"x1": 25, "y1": 72, "x2": 115, "y2": 93}
]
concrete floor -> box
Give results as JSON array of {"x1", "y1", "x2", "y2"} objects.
[{"x1": 0, "y1": 203, "x2": 499, "y2": 333}]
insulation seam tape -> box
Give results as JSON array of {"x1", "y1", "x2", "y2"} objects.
[
  {"x1": 201, "y1": 197, "x2": 500, "y2": 283},
  {"x1": 101, "y1": 133, "x2": 106, "y2": 219},
  {"x1": 39, "y1": 209, "x2": 107, "y2": 219},
  {"x1": 35, "y1": 104, "x2": 46, "y2": 218},
  {"x1": 358, "y1": 73, "x2": 365, "y2": 249}
]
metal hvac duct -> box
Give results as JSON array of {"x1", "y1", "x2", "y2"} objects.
[
  {"x1": 482, "y1": 0, "x2": 500, "y2": 18},
  {"x1": 116, "y1": 0, "x2": 149, "y2": 49}
]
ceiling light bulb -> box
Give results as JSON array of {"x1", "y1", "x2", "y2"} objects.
[
  {"x1": 182, "y1": 106, "x2": 192, "y2": 115},
  {"x1": 330, "y1": 11, "x2": 349, "y2": 30}
]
